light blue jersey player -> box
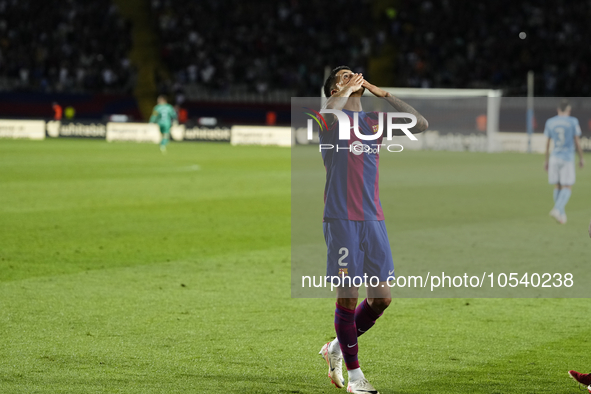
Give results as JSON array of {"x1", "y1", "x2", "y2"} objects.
[{"x1": 544, "y1": 99, "x2": 585, "y2": 224}]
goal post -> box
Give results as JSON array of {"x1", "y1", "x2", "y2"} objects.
[
  {"x1": 320, "y1": 86, "x2": 503, "y2": 152},
  {"x1": 364, "y1": 88, "x2": 503, "y2": 153}
]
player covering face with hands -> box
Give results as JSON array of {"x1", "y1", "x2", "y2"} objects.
[
  {"x1": 318, "y1": 66, "x2": 428, "y2": 394},
  {"x1": 330, "y1": 69, "x2": 421, "y2": 102}
]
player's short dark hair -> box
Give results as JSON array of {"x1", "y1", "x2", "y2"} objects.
[
  {"x1": 323, "y1": 66, "x2": 351, "y2": 97},
  {"x1": 558, "y1": 99, "x2": 570, "y2": 111}
]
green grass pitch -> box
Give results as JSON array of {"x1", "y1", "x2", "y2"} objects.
[{"x1": 0, "y1": 139, "x2": 590, "y2": 393}]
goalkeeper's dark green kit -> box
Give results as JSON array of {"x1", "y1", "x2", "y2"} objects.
[{"x1": 149, "y1": 104, "x2": 177, "y2": 134}]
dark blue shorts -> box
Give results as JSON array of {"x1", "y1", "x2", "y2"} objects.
[{"x1": 323, "y1": 218, "x2": 395, "y2": 283}]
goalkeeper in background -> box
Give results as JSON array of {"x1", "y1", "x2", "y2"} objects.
[{"x1": 149, "y1": 95, "x2": 177, "y2": 153}]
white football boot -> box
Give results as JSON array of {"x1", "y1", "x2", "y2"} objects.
[
  {"x1": 549, "y1": 208, "x2": 564, "y2": 224},
  {"x1": 319, "y1": 342, "x2": 345, "y2": 388},
  {"x1": 347, "y1": 377, "x2": 379, "y2": 394}
]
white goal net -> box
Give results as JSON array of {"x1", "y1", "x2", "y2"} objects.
[
  {"x1": 321, "y1": 85, "x2": 503, "y2": 152},
  {"x1": 365, "y1": 88, "x2": 502, "y2": 153}
]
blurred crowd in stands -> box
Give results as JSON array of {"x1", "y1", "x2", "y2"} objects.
[
  {"x1": 0, "y1": 0, "x2": 134, "y2": 94},
  {"x1": 151, "y1": 0, "x2": 375, "y2": 98},
  {"x1": 153, "y1": 0, "x2": 590, "y2": 98},
  {"x1": 1, "y1": 0, "x2": 588, "y2": 98},
  {"x1": 395, "y1": 0, "x2": 591, "y2": 96}
]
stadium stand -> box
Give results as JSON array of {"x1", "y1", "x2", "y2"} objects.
[
  {"x1": 151, "y1": 0, "x2": 374, "y2": 101},
  {"x1": 0, "y1": 0, "x2": 134, "y2": 93},
  {"x1": 394, "y1": 0, "x2": 591, "y2": 96},
  {"x1": 0, "y1": 0, "x2": 588, "y2": 121},
  {"x1": 151, "y1": 0, "x2": 591, "y2": 101}
]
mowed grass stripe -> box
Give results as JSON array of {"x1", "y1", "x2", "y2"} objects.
[
  {"x1": 2, "y1": 248, "x2": 589, "y2": 393},
  {"x1": 1, "y1": 139, "x2": 590, "y2": 393},
  {"x1": 0, "y1": 248, "x2": 292, "y2": 393},
  {"x1": 0, "y1": 140, "x2": 290, "y2": 282}
]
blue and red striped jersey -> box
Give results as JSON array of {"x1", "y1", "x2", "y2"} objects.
[{"x1": 320, "y1": 110, "x2": 385, "y2": 221}]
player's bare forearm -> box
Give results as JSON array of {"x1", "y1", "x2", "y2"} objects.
[
  {"x1": 575, "y1": 136, "x2": 585, "y2": 168},
  {"x1": 384, "y1": 94, "x2": 429, "y2": 133},
  {"x1": 323, "y1": 73, "x2": 365, "y2": 125},
  {"x1": 323, "y1": 91, "x2": 352, "y2": 126},
  {"x1": 362, "y1": 80, "x2": 428, "y2": 133},
  {"x1": 545, "y1": 139, "x2": 550, "y2": 160},
  {"x1": 544, "y1": 139, "x2": 550, "y2": 171},
  {"x1": 325, "y1": 87, "x2": 354, "y2": 109},
  {"x1": 362, "y1": 81, "x2": 389, "y2": 98}
]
